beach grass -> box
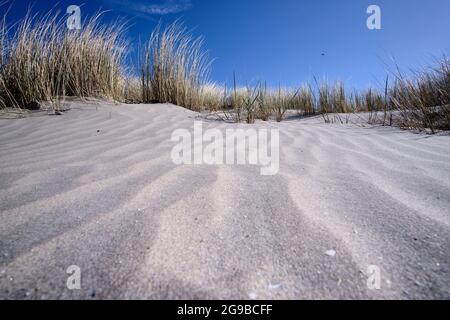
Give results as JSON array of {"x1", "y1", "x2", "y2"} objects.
[
  {"x1": 0, "y1": 8, "x2": 126, "y2": 111},
  {"x1": 140, "y1": 20, "x2": 212, "y2": 111},
  {"x1": 1, "y1": 6, "x2": 448, "y2": 132}
]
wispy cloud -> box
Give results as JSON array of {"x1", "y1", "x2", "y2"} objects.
[
  {"x1": 135, "y1": 0, "x2": 192, "y2": 15},
  {"x1": 105, "y1": 0, "x2": 193, "y2": 16}
]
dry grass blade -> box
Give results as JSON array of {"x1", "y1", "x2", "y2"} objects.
[
  {"x1": 141, "y1": 20, "x2": 212, "y2": 111},
  {"x1": 0, "y1": 8, "x2": 126, "y2": 110}
]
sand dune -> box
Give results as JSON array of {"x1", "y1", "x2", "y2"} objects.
[{"x1": 0, "y1": 101, "x2": 449, "y2": 299}]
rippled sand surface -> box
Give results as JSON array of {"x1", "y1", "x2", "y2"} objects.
[{"x1": 1, "y1": 101, "x2": 449, "y2": 299}]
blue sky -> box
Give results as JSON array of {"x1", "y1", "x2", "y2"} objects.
[{"x1": 5, "y1": 0, "x2": 450, "y2": 89}]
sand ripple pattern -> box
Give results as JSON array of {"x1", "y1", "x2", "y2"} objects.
[{"x1": 0, "y1": 103, "x2": 449, "y2": 299}]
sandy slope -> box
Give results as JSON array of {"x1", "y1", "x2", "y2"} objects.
[{"x1": 0, "y1": 101, "x2": 449, "y2": 300}]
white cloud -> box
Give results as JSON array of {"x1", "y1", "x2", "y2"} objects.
[
  {"x1": 106, "y1": 0, "x2": 193, "y2": 16},
  {"x1": 136, "y1": 0, "x2": 192, "y2": 15}
]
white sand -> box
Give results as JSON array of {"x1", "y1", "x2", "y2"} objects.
[{"x1": 0, "y1": 101, "x2": 449, "y2": 299}]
